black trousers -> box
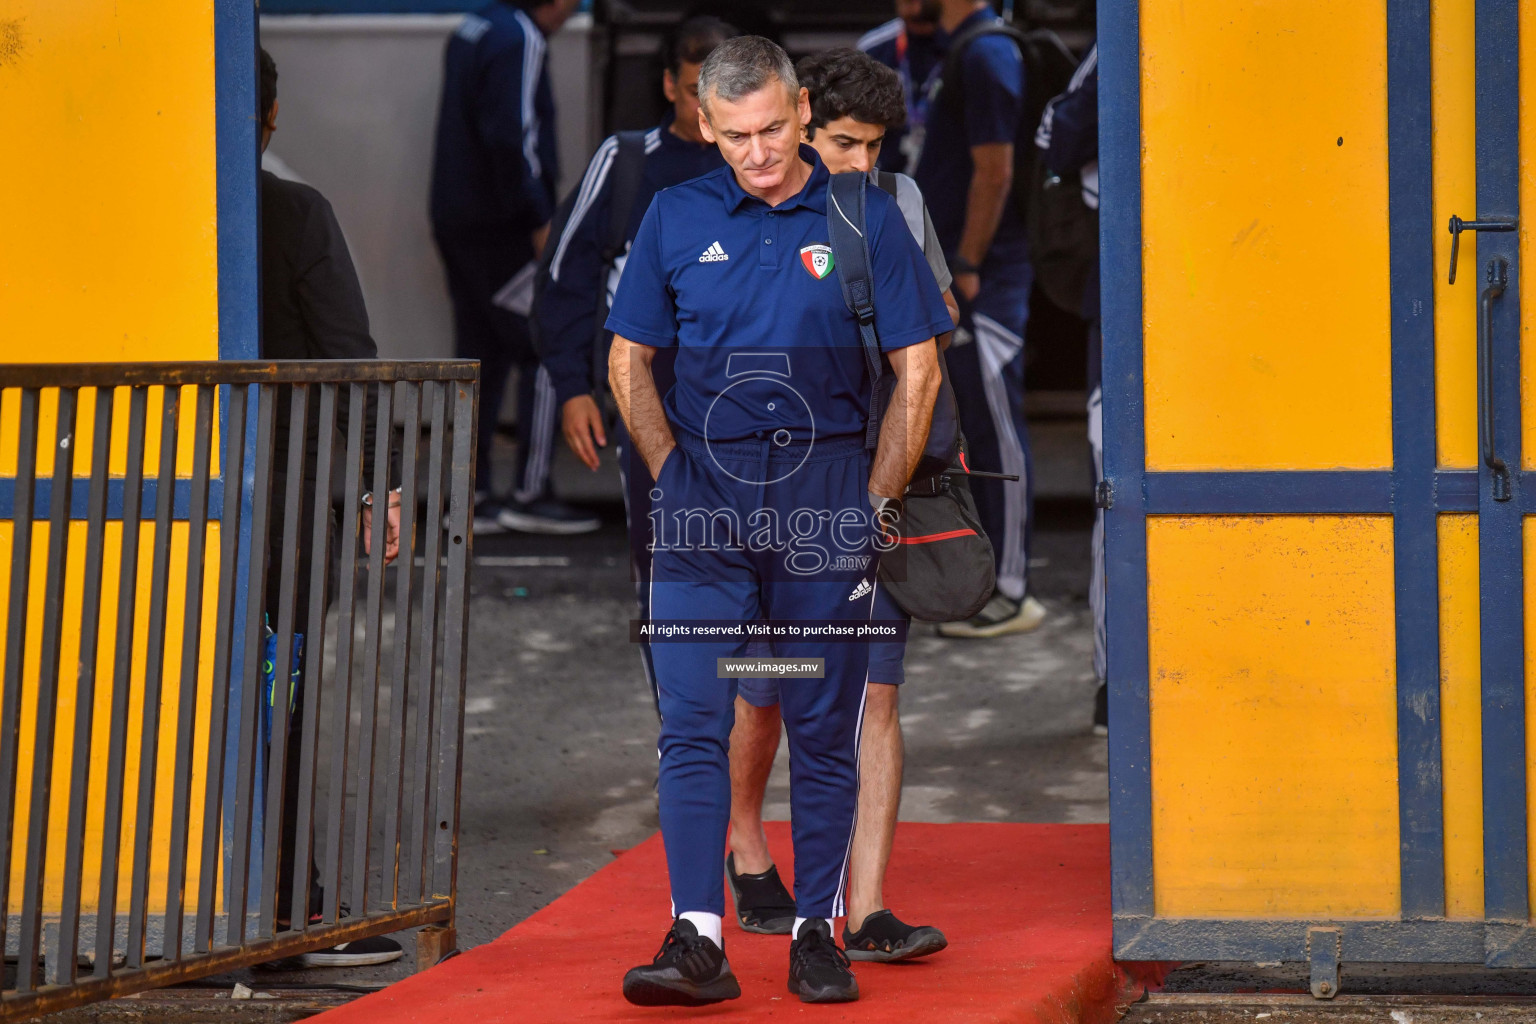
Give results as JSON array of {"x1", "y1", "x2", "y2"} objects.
[
  {"x1": 434, "y1": 231, "x2": 552, "y2": 500},
  {"x1": 264, "y1": 471, "x2": 333, "y2": 924}
]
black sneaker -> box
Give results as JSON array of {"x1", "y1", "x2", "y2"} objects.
[
  {"x1": 256, "y1": 913, "x2": 402, "y2": 970},
  {"x1": 842, "y1": 909, "x2": 947, "y2": 962},
  {"x1": 1092, "y1": 682, "x2": 1108, "y2": 736},
  {"x1": 468, "y1": 493, "x2": 510, "y2": 535},
  {"x1": 936, "y1": 594, "x2": 1047, "y2": 638},
  {"x1": 497, "y1": 497, "x2": 599, "y2": 535},
  {"x1": 622, "y1": 919, "x2": 741, "y2": 1007},
  {"x1": 787, "y1": 919, "x2": 858, "y2": 1003},
  {"x1": 299, "y1": 933, "x2": 403, "y2": 967},
  {"x1": 726, "y1": 853, "x2": 796, "y2": 935}
]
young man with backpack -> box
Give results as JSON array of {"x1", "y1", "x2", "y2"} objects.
[
  {"x1": 913, "y1": 0, "x2": 1072, "y2": 638},
  {"x1": 536, "y1": 16, "x2": 734, "y2": 711},
  {"x1": 723, "y1": 47, "x2": 958, "y2": 964}
]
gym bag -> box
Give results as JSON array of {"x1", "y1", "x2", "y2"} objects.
[{"x1": 826, "y1": 170, "x2": 996, "y2": 622}]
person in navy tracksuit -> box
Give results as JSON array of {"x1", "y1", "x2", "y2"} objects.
[
  {"x1": 538, "y1": 17, "x2": 734, "y2": 712},
  {"x1": 1035, "y1": 43, "x2": 1104, "y2": 731},
  {"x1": 429, "y1": 0, "x2": 598, "y2": 536},
  {"x1": 916, "y1": 0, "x2": 1044, "y2": 639},
  {"x1": 857, "y1": 0, "x2": 944, "y2": 174},
  {"x1": 607, "y1": 37, "x2": 951, "y2": 1008}
]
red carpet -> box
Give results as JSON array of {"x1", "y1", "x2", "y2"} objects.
[{"x1": 315, "y1": 823, "x2": 1161, "y2": 1023}]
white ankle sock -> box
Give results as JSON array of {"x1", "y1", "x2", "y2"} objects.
[
  {"x1": 679, "y1": 911, "x2": 722, "y2": 947},
  {"x1": 793, "y1": 916, "x2": 834, "y2": 939}
]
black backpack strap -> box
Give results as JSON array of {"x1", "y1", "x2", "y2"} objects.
[
  {"x1": 875, "y1": 170, "x2": 900, "y2": 200},
  {"x1": 592, "y1": 130, "x2": 649, "y2": 389},
  {"x1": 827, "y1": 170, "x2": 885, "y2": 451}
]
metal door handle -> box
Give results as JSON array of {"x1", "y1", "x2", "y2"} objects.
[
  {"x1": 1449, "y1": 215, "x2": 1516, "y2": 284},
  {"x1": 1478, "y1": 256, "x2": 1511, "y2": 501}
]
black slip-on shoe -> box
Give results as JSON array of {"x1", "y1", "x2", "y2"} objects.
[
  {"x1": 787, "y1": 919, "x2": 858, "y2": 1003},
  {"x1": 726, "y1": 852, "x2": 796, "y2": 935},
  {"x1": 622, "y1": 919, "x2": 741, "y2": 1007},
  {"x1": 843, "y1": 909, "x2": 948, "y2": 962},
  {"x1": 300, "y1": 933, "x2": 404, "y2": 967}
]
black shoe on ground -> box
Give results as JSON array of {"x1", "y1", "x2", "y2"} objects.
[
  {"x1": 622, "y1": 919, "x2": 741, "y2": 1007},
  {"x1": 788, "y1": 919, "x2": 858, "y2": 1003},
  {"x1": 257, "y1": 912, "x2": 403, "y2": 970},
  {"x1": 300, "y1": 933, "x2": 404, "y2": 967},
  {"x1": 726, "y1": 852, "x2": 796, "y2": 935},
  {"x1": 842, "y1": 909, "x2": 948, "y2": 962},
  {"x1": 1092, "y1": 682, "x2": 1108, "y2": 736},
  {"x1": 467, "y1": 493, "x2": 510, "y2": 535},
  {"x1": 497, "y1": 498, "x2": 600, "y2": 535}
]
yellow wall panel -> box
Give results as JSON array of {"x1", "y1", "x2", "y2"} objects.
[
  {"x1": 0, "y1": 1, "x2": 219, "y2": 363},
  {"x1": 1148, "y1": 516, "x2": 1400, "y2": 917},
  {"x1": 0, "y1": 386, "x2": 214, "y2": 480},
  {"x1": 1433, "y1": 0, "x2": 1479, "y2": 469},
  {"x1": 1141, "y1": 0, "x2": 1393, "y2": 470},
  {"x1": 1440, "y1": 515, "x2": 1482, "y2": 917},
  {"x1": 0, "y1": 520, "x2": 222, "y2": 917},
  {"x1": 1523, "y1": 518, "x2": 1536, "y2": 915}
]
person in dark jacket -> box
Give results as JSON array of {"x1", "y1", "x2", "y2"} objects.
[
  {"x1": 257, "y1": 47, "x2": 403, "y2": 969},
  {"x1": 429, "y1": 0, "x2": 595, "y2": 536},
  {"x1": 917, "y1": 0, "x2": 1045, "y2": 640},
  {"x1": 538, "y1": 15, "x2": 733, "y2": 713},
  {"x1": 857, "y1": 0, "x2": 944, "y2": 174},
  {"x1": 1034, "y1": 43, "x2": 1104, "y2": 733}
]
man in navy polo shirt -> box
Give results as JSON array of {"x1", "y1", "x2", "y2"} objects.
[
  {"x1": 606, "y1": 36, "x2": 951, "y2": 1007},
  {"x1": 915, "y1": 0, "x2": 1046, "y2": 638}
]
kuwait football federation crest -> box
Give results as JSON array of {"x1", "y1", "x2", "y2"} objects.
[{"x1": 800, "y1": 244, "x2": 835, "y2": 280}]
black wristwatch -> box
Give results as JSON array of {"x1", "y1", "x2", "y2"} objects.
[{"x1": 950, "y1": 256, "x2": 981, "y2": 276}]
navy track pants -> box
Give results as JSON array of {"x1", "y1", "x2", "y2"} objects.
[{"x1": 648, "y1": 430, "x2": 879, "y2": 920}]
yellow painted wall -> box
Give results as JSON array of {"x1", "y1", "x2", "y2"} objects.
[
  {"x1": 1440, "y1": 515, "x2": 1482, "y2": 917},
  {"x1": 1147, "y1": 516, "x2": 1401, "y2": 917},
  {"x1": 0, "y1": 2, "x2": 227, "y2": 925},
  {"x1": 0, "y1": 1, "x2": 219, "y2": 363},
  {"x1": 1140, "y1": 0, "x2": 1393, "y2": 471},
  {"x1": 1433, "y1": 0, "x2": 1479, "y2": 469},
  {"x1": 1, "y1": 521, "x2": 220, "y2": 918}
]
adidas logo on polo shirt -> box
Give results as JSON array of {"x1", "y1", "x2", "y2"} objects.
[
  {"x1": 848, "y1": 579, "x2": 872, "y2": 601},
  {"x1": 698, "y1": 241, "x2": 729, "y2": 263}
]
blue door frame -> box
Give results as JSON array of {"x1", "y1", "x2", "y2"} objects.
[
  {"x1": 216, "y1": 0, "x2": 264, "y2": 925},
  {"x1": 1103, "y1": 0, "x2": 1530, "y2": 965}
]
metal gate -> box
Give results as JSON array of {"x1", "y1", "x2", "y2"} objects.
[
  {"x1": 1103, "y1": 0, "x2": 1534, "y2": 989},
  {"x1": 0, "y1": 360, "x2": 477, "y2": 1018}
]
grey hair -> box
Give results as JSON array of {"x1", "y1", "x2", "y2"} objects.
[{"x1": 697, "y1": 35, "x2": 799, "y2": 117}]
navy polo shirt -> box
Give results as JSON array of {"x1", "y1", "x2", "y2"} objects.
[
  {"x1": 913, "y1": 7, "x2": 1028, "y2": 265},
  {"x1": 606, "y1": 145, "x2": 952, "y2": 445}
]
